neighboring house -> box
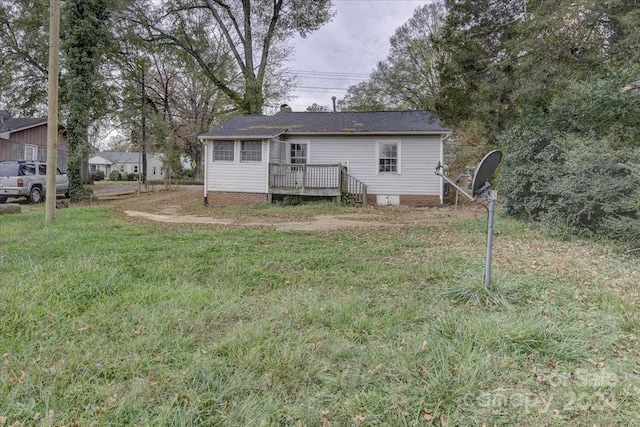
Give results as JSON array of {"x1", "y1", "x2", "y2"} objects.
[
  {"x1": 88, "y1": 151, "x2": 165, "y2": 181},
  {"x1": 0, "y1": 110, "x2": 68, "y2": 169},
  {"x1": 198, "y1": 109, "x2": 450, "y2": 207}
]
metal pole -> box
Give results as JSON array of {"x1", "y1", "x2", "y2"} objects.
[
  {"x1": 45, "y1": 0, "x2": 60, "y2": 222},
  {"x1": 484, "y1": 190, "x2": 497, "y2": 290}
]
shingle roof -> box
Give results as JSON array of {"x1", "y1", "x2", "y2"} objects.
[
  {"x1": 91, "y1": 151, "x2": 160, "y2": 164},
  {"x1": 0, "y1": 111, "x2": 48, "y2": 133},
  {"x1": 199, "y1": 110, "x2": 449, "y2": 139}
]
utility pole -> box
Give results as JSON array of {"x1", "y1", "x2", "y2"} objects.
[
  {"x1": 45, "y1": 0, "x2": 61, "y2": 222},
  {"x1": 141, "y1": 70, "x2": 148, "y2": 185}
]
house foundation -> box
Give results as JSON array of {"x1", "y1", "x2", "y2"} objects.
[
  {"x1": 399, "y1": 195, "x2": 442, "y2": 207},
  {"x1": 206, "y1": 191, "x2": 440, "y2": 208},
  {"x1": 206, "y1": 191, "x2": 269, "y2": 206},
  {"x1": 364, "y1": 194, "x2": 441, "y2": 207}
]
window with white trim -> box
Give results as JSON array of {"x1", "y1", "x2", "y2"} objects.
[
  {"x1": 241, "y1": 140, "x2": 262, "y2": 162},
  {"x1": 25, "y1": 145, "x2": 37, "y2": 161},
  {"x1": 213, "y1": 140, "x2": 234, "y2": 161},
  {"x1": 290, "y1": 143, "x2": 307, "y2": 164},
  {"x1": 378, "y1": 142, "x2": 399, "y2": 173}
]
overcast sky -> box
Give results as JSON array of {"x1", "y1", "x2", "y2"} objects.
[{"x1": 283, "y1": 0, "x2": 432, "y2": 111}]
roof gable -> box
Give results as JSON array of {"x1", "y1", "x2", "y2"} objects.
[
  {"x1": 199, "y1": 110, "x2": 449, "y2": 139},
  {"x1": 0, "y1": 111, "x2": 59, "y2": 139},
  {"x1": 89, "y1": 155, "x2": 112, "y2": 165},
  {"x1": 92, "y1": 151, "x2": 161, "y2": 164}
]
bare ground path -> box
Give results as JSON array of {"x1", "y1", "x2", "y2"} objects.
[{"x1": 92, "y1": 183, "x2": 476, "y2": 231}]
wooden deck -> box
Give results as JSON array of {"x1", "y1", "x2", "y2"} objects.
[{"x1": 269, "y1": 163, "x2": 367, "y2": 204}]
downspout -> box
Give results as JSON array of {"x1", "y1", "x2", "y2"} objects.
[
  {"x1": 202, "y1": 139, "x2": 209, "y2": 206},
  {"x1": 440, "y1": 133, "x2": 449, "y2": 205},
  {"x1": 265, "y1": 138, "x2": 271, "y2": 196}
]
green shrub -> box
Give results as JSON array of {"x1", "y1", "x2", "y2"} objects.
[
  {"x1": 108, "y1": 170, "x2": 121, "y2": 181},
  {"x1": 279, "y1": 195, "x2": 303, "y2": 206},
  {"x1": 499, "y1": 72, "x2": 640, "y2": 253},
  {"x1": 92, "y1": 170, "x2": 105, "y2": 181}
]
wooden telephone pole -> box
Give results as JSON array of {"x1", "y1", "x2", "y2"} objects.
[{"x1": 45, "y1": 0, "x2": 60, "y2": 222}]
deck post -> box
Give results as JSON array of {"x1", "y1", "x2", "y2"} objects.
[
  {"x1": 337, "y1": 164, "x2": 342, "y2": 203},
  {"x1": 302, "y1": 165, "x2": 306, "y2": 190}
]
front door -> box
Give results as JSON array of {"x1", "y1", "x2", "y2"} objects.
[{"x1": 290, "y1": 143, "x2": 307, "y2": 188}]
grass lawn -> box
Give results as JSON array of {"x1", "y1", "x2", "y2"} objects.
[{"x1": 1, "y1": 203, "x2": 638, "y2": 426}]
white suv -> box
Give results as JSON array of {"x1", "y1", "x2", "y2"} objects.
[{"x1": 0, "y1": 161, "x2": 69, "y2": 203}]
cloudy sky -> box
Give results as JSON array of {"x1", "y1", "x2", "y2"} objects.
[{"x1": 283, "y1": 0, "x2": 432, "y2": 111}]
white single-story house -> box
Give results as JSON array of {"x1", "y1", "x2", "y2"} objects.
[
  {"x1": 198, "y1": 109, "x2": 450, "y2": 207},
  {"x1": 89, "y1": 151, "x2": 165, "y2": 181}
]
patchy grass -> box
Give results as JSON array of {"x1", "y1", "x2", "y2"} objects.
[{"x1": 1, "y1": 204, "x2": 639, "y2": 426}]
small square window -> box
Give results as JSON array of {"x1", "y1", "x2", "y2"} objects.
[
  {"x1": 213, "y1": 140, "x2": 234, "y2": 161},
  {"x1": 241, "y1": 140, "x2": 262, "y2": 162}
]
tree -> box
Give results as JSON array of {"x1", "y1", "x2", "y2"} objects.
[
  {"x1": 338, "y1": 81, "x2": 387, "y2": 112},
  {"x1": 113, "y1": 25, "x2": 233, "y2": 181},
  {"x1": 129, "y1": 0, "x2": 334, "y2": 114},
  {"x1": 377, "y1": 2, "x2": 446, "y2": 111},
  {"x1": 432, "y1": 0, "x2": 640, "y2": 251},
  {"x1": 0, "y1": 0, "x2": 49, "y2": 115},
  {"x1": 338, "y1": 3, "x2": 446, "y2": 112},
  {"x1": 62, "y1": 0, "x2": 118, "y2": 198},
  {"x1": 433, "y1": 0, "x2": 524, "y2": 143},
  {"x1": 305, "y1": 103, "x2": 330, "y2": 112}
]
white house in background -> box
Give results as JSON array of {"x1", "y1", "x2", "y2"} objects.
[
  {"x1": 89, "y1": 151, "x2": 165, "y2": 181},
  {"x1": 198, "y1": 109, "x2": 450, "y2": 207}
]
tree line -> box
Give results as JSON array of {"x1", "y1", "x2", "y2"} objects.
[
  {"x1": 339, "y1": 0, "x2": 640, "y2": 253},
  {"x1": 0, "y1": 0, "x2": 333, "y2": 196}
]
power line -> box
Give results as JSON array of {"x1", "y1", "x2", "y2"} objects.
[
  {"x1": 294, "y1": 75, "x2": 365, "y2": 82},
  {"x1": 297, "y1": 86, "x2": 350, "y2": 91},
  {"x1": 288, "y1": 69, "x2": 371, "y2": 78}
]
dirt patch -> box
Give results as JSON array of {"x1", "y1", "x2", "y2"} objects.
[
  {"x1": 122, "y1": 210, "x2": 406, "y2": 231},
  {"x1": 101, "y1": 184, "x2": 476, "y2": 231}
]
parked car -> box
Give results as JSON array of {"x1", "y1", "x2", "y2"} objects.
[{"x1": 0, "y1": 161, "x2": 69, "y2": 203}]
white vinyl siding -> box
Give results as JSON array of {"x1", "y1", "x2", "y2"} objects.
[
  {"x1": 287, "y1": 135, "x2": 441, "y2": 196},
  {"x1": 205, "y1": 140, "x2": 268, "y2": 193},
  {"x1": 205, "y1": 136, "x2": 442, "y2": 198}
]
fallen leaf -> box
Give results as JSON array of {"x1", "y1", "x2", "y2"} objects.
[{"x1": 420, "y1": 410, "x2": 435, "y2": 421}]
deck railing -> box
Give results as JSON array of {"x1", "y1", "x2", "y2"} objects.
[
  {"x1": 269, "y1": 163, "x2": 367, "y2": 204},
  {"x1": 269, "y1": 163, "x2": 340, "y2": 189},
  {"x1": 341, "y1": 170, "x2": 368, "y2": 206}
]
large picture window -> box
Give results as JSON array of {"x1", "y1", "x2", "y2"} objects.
[
  {"x1": 213, "y1": 140, "x2": 234, "y2": 161},
  {"x1": 241, "y1": 140, "x2": 262, "y2": 162},
  {"x1": 378, "y1": 142, "x2": 399, "y2": 173}
]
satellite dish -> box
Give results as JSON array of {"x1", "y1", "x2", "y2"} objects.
[
  {"x1": 471, "y1": 150, "x2": 502, "y2": 198},
  {"x1": 434, "y1": 150, "x2": 503, "y2": 290}
]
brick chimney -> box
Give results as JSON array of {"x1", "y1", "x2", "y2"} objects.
[{"x1": 279, "y1": 103, "x2": 292, "y2": 112}]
